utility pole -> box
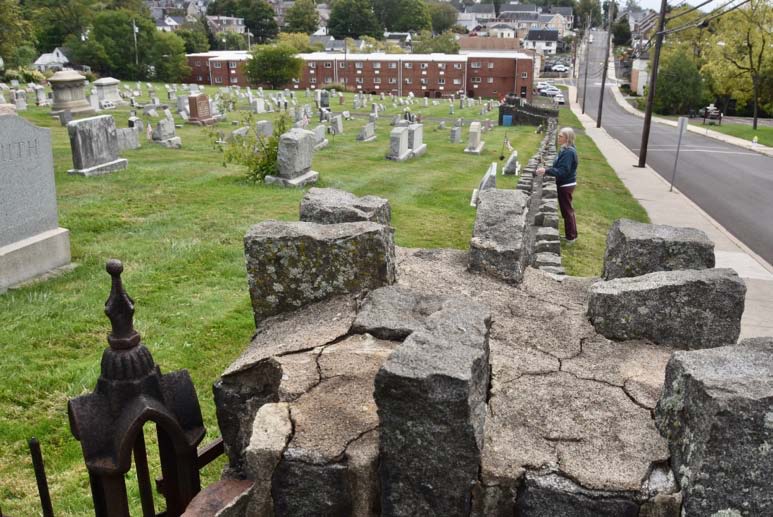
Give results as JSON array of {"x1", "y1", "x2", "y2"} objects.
[
  {"x1": 596, "y1": 1, "x2": 615, "y2": 128},
  {"x1": 581, "y1": 15, "x2": 591, "y2": 114},
  {"x1": 132, "y1": 19, "x2": 139, "y2": 67},
  {"x1": 637, "y1": 0, "x2": 668, "y2": 168}
]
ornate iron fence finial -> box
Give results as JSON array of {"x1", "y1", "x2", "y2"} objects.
[{"x1": 104, "y1": 259, "x2": 140, "y2": 350}]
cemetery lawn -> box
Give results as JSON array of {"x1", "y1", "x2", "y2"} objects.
[{"x1": 1, "y1": 86, "x2": 644, "y2": 515}]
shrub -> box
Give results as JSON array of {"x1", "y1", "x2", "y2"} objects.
[
  {"x1": 325, "y1": 82, "x2": 348, "y2": 92},
  {"x1": 214, "y1": 112, "x2": 291, "y2": 184}
]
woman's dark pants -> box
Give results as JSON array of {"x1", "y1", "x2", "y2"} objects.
[{"x1": 558, "y1": 186, "x2": 577, "y2": 240}]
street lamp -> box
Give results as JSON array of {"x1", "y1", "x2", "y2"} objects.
[{"x1": 247, "y1": 31, "x2": 253, "y2": 51}]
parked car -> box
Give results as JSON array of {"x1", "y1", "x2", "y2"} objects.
[
  {"x1": 536, "y1": 82, "x2": 552, "y2": 90},
  {"x1": 541, "y1": 87, "x2": 562, "y2": 97},
  {"x1": 551, "y1": 64, "x2": 569, "y2": 72},
  {"x1": 555, "y1": 94, "x2": 565, "y2": 104},
  {"x1": 698, "y1": 106, "x2": 721, "y2": 119}
]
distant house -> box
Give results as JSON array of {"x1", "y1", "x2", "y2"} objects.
[
  {"x1": 459, "y1": 35, "x2": 523, "y2": 51},
  {"x1": 628, "y1": 9, "x2": 658, "y2": 40},
  {"x1": 33, "y1": 47, "x2": 73, "y2": 72},
  {"x1": 547, "y1": 6, "x2": 574, "y2": 31},
  {"x1": 309, "y1": 36, "x2": 366, "y2": 53},
  {"x1": 523, "y1": 29, "x2": 559, "y2": 55},
  {"x1": 206, "y1": 15, "x2": 246, "y2": 34},
  {"x1": 465, "y1": 3, "x2": 496, "y2": 22},
  {"x1": 488, "y1": 23, "x2": 516, "y2": 39},
  {"x1": 499, "y1": 3, "x2": 539, "y2": 14},
  {"x1": 155, "y1": 15, "x2": 186, "y2": 31},
  {"x1": 538, "y1": 13, "x2": 567, "y2": 37},
  {"x1": 457, "y1": 12, "x2": 481, "y2": 32},
  {"x1": 384, "y1": 32, "x2": 413, "y2": 50}
]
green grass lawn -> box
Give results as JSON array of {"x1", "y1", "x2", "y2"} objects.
[
  {"x1": 689, "y1": 122, "x2": 773, "y2": 147},
  {"x1": 0, "y1": 84, "x2": 645, "y2": 515}
]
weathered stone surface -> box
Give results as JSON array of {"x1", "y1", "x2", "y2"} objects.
[
  {"x1": 603, "y1": 219, "x2": 715, "y2": 280},
  {"x1": 215, "y1": 296, "x2": 355, "y2": 471},
  {"x1": 533, "y1": 252, "x2": 561, "y2": 268},
  {"x1": 375, "y1": 297, "x2": 491, "y2": 517},
  {"x1": 272, "y1": 335, "x2": 396, "y2": 517},
  {"x1": 244, "y1": 403, "x2": 292, "y2": 517},
  {"x1": 277, "y1": 128, "x2": 315, "y2": 178},
  {"x1": 514, "y1": 473, "x2": 640, "y2": 517},
  {"x1": 182, "y1": 479, "x2": 254, "y2": 517},
  {"x1": 115, "y1": 127, "x2": 140, "y2": 152},
  {"x1": 299, "y1": 188, "x2": 391, "y2": 225},
  {"x1": 469, "y1": 189, "x2": 531, "y2": 284},
  {"x1": 357, "y1": 122, "x2": 376, "y2": 142},
  {"x1": 152, "y1": 118, "x2": 176, "y2": 141},
  {"x1": 351, "y1": 286, "x2": 445, "y2": 340},
  {"x1": 387, "y1": 127, "x2": 410, "y2": 161},
  {"x1": 534, "y1": 240, "x2": 561, "y2": 255},
  {"x1": 66, "y1": 115, "x2": 127, "y2": 176},
  {"x1": 588, "y1": 268, "x2": 745, "y2": 348},
  {"x1": 244, "y1": 221, "x2": 395, "y2": 324},
  {"x1": 536, "y1": 227, "x2": 560, "y2": 242},
  {"x1": 655, "y1": 338, "x2": 773, "y2": 516}
]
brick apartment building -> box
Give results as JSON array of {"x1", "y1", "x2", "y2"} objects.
[{"x1": 186, "y1": 50, "x2": 534, "y2": 100}]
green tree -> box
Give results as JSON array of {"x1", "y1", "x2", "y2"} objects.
[
  {"x1": 216, "y1": 31, "x2": 247, "y2": 49},
  {"x1": 84, "y1": 10, "x2": 156, "y2": 78},
  {"x1": 239, "y1": 0, "x2": 278, "y2": 43},
  {"x1": 372, "y1": 0, "x2": 399, "y2": 30},
  {"x1": 702, "y1": 0, "x2": 772, "y2": 128},
  {"x1": 612, "y1": 15, "x2": 630, "y2": 46},
  {"x1": 26, "y1": 0, "x2": 94, "y2": 52},
  {"x1": 653, "y1": 50, "x2": 705, "y2": 115},
  {"x1": 357, "y1": 35, "x2": 404, "y2": 53},
  {"x1": 8, "y1": 45, "x2": 39, "y2": 68},
  {"x1": 411, "y1": 30, "x2": 459, "y2": 53},
  {"x1": 576, "y1": 0, "x2": 602, "y2": 28},
  {"x1": 0, "y1": 0, "x2": 33, "y2": 66},
  {"x1": 428, "y1": 2, "x2": 458, "y2": 34},
  {"x1": 328, "y1": 0, "x2": 383, "y2": 39},
  {"x1": 392, "y1": 0, "x2": 432, "y2": 32},
  {"x1": 278, "y1": 32, "x2": 323, "y2": 52},
  {"x1": 245, "y1": 43, "x2": 303, "y2": 88},
  {"x1": 284, "y1": 0, "x2": 319, "y2": 34},
  {"x1": 64, "y1": 32, "x2": 109, "y2": 70},
  {"x1": 150, "y1": 31, "x2": 191, "y2": 82},
  {"x1": 207, "y1": 0, "x2": 241, "y2": 15},
  {"x1": 176, "y1": 18, "x2": 211, "y2": 53}
]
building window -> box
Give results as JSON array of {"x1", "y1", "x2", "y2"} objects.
[
  {"x1": 325, "y1": 77, "x2": 332, "y2": 83},
  {"x1": 405, "y1": 62, "x2": 413, "y2": 69},
  {"x1": 229, "y1": 61, "x2": 237, "y2": 69},
  {"x1": 471, "y1": 62, "x2": 481, "y2": 69},
  {"x1": 438, "y1": 63, "x2": 446, "y2": 69},
  {"x1": 309, "y1": 62, "x2": 316, "y2": 68},
  {"x1": 487, "y1": 62, "x2": 494, "y2": 69},
  {"x1": 356, "y1": 77, "x2": 364, "y2": 84},
  {"x1": 420, "y1": 63, "x2": 428, "y2": 69},
  {"x1": 197, "y1": 75, "x2": 203, "y2": 81},
  {"x1": 420, "y1": 78, "x2": 427, "y2": 85},
  {"x1": 454, "y1": 63, "x2": 463, "y2": 69},
  {"x1": 453, "y1": 78, "x2": 461, "y2": 85},
  {"x1": 195, "y1": 60, "x2": 201, "y2": 66},
  {"x1": 339, "y1": 62, "x2": 346, "y2": 68},
  {"x1": 521, "y1": 71, "x2": 528, "y2": 79},
  {"x1": 310, "y1": 77, "x2": 316, "y2": 84},
  {"x1": 373, "y1": 62, "x2": 381, "y2": 68},
  {"x1": 214, "y1": 76, "x2": 223, "y2": 83},
  {"x1": 405, "y1": 77, "x2": 412, "y2": 84},
  {"x1": 355, "y1": 61, "x2": 364, "y2": 68},
  {"x1": 438, "y1": 78, "x2": 445, "y2": 85},
  {"x1": 325, "y1": 62, "x2": 332, "y2": 68},
  {"x1": 388, "y1": 77, "x2": 397, "y2": 84},
  {"x1": 487, "y1": 77, "x2": 494, "y2": 83},
  {"x1": 388, "y1": 62, "x2": 397, "y2": 69},
  {"x1": 546, "y1": 41, "x2": 553, "y2": 47},
  {"x1": 471, "y1": 77, "x2": 481, "y2": 83},
  {"x1": 213, "y1": 61, "x2": 222, "y2": 68},
  {"x1": 374, "y1": 77, "x2": 381, "y2": 84},
  {"x1": 231, "y1": 76, "x2": 239, "y2": 83}
]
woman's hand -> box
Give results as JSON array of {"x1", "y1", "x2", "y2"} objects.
[{"x1": 536, "y1": 167, "x2": 546, "y2": 176}]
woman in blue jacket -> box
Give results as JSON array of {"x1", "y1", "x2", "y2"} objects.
[{"x1": 536, "y1": 127, "x2": 578, "y2": 244}]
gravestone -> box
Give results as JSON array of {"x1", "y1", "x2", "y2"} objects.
[
  {"x1": 312, "y1": 125, "x2": 328, "y2": 150},
  {"x1": 116, "y1": 127, "x2": 141, "y2": 152},
  {"x1": 253, "y1": 98, "x2": 266, "y2": 113},
  {"x1": 450, "y1": 126, "x2": 462, "y2": 143},
  {"x1": 188, "y1": 94, "x2": 217, "y2": 125},
  {"x1": 330, "y1": 115, "x2": 344, "y2": 135},
  {"x1": 464, "y1": 122, "x2": 485, "y2": 154},
  {"x1": 34, "y1": 86, "x2": 49, "y2": 107},
  {"x1": 14, "y1": 91, "x2": 27, "y2": 111},
  {"x1": 128, "y1": 116, "x2": 143, "y2": 131},
  {"x1": 0, "y1": 116, "x2": 71, "y2": 291},
  {"x1": 264, "y1": 128, "x2": 319, "y2": 187},
  {"x1": 255, "y1": 120, "x2": 273, "y2": 138},
  {"x1": 407, "y1": 124, "x2": 427, "y2": 157},
  {"x1": 66, "y1": 115, "x2": 128, "y2": 176},
  {"x1": 151, "y1": 119, "x2": 182, "y2": 148},
  {"x1": 357, "y1": 122, "x2": 376, "y2": 143},
  {"x1": 503, "y1": 150, "x2": 520, "y2": 175},
  {"x1": 176, "y1": 96, "x2": 188, "y2": 113},
  {"x1": 58, "y1": 110, "x2": 73, "y2": 127},
  {"x1": 49, "y1": 70, "x2": 94, "y2": 117},
  {"x1": 470, "y1": 162, "x2": 497, "y2": 207},
  {"x1": 93, "y1": 77, "x2": 123, "y2": 105},
  {"x1": 387, "y1": 127, "x2": 411, "y2": 161}
]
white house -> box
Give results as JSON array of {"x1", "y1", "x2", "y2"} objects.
[
  {"x1": 522, "y1": 29, "x2": 559, "y2": 55},
  {"x1": 33, "y1": 48, "x2": 72, "y2": 72}
]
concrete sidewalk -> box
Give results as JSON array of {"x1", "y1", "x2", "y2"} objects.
[{"x1": 567, "y1": 84, "x2": 773, "y2": 339}]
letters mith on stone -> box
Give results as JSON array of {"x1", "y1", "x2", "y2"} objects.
[{"x1": 0, "y1": 138, "x2": 40, "y2": 163}]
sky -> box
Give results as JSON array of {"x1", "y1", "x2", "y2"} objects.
[{"x1": 635, "y1": 0, "x2": 732, "y2": 12}]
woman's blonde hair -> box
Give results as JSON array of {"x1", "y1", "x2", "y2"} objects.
[{"x1": 558, "y1": 127, "x2": 576, "y2": 147}]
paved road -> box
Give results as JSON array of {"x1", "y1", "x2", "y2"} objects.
[{"x1": 575, "y1": 32, "x2": 773, "y2": 265}]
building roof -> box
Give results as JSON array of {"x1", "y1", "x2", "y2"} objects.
[
  {"x1": 33, "y1": 47, "x2": 72, "y2": 67},
  {"x1": 500, "y1": 3, "x2": 538, "y2": 13},
  {"x1": 498, "y1": 12, "x2": 539, "y2": 21},
  {"x1": 459, "y1": 36, "x2": 522, "y2": 51},
  {"x1": 297, "y1": 52, "x2": 468, "y2": 62},
  {"x1": 548, "y1": 6, "x2": 573, "y2": 16},
  {"x1": 465, "y1": 4, "x2": 496, "y2": 14},
  {"x1": 525, "y1": 29, "x2": 559, "y2": 41}
]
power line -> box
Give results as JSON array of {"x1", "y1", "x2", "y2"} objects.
[
  {"x1": 666, "y1": 0, "x2": 715, "y2": 21},
  {"x1": 659, "y1": 0, "x2": 751, "y2": 35}
]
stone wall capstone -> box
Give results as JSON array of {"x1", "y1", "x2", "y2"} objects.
[{"x1": 299, "y1": 188, "x2": 391, "y2": 225}]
